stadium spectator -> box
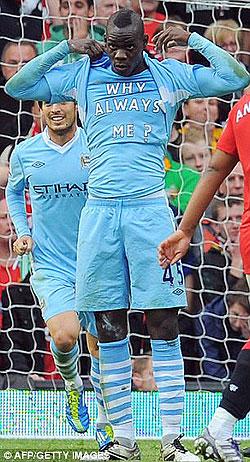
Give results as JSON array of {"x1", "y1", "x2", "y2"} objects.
[
  {"x1": 218, "y1": 161, "x2": 244, "y2": 199},
  {"x1": 200, "y1": 199, "x2": 244, "y2": 305},
  {"x1": 164, "y1": 151, "x2": 200, "y2": 214},
  {"x1": 165, "y1": 131, "x2": 210, "y2": 214},
  {"x1": 204, "y1": 20, "x2": 247, "y2": 123},
  {"x1": 36, "y1": 0, "x2": 105, "y2": 57},
  {"x1": 0, "y1": 40, "x2": 37, "y2": 153},
  {"x1": 180, "y1": 133, "x2": 211, "y2": 174},
  {"x1": 157, "y1": 92, "x2": 250, "y2": 462},
  {"x1": 19, "y1": 1, "x2": 57, "y2": 39},
  {"x1": 0, "y1": 0, "x2": 44, "y2": 57},
  {"x1": 131, "y1": 0, "x2": 166, "y2": 53},
  {"x1": 204, "y1": 19, "x2": 242, "y2": 58},
  {"x1": 168, "y1": 98, "x2": 222, "y2": 163},
  {"x1": 143, "y1": 0, "x2": 250, "y2": 68},
  {"x1": 5, "y1": 7, "x2": 250, "y2": 461},
  {"x1": 182, "y1": 98, "x2": 222, "y2": 153},
  {"x1": 168, "y1": 2, "x2": 249, "y2": 38},
  {"x1": 92, "y1": 0, "x2": 117, "y2": 27},
  {"x1": 195, "y1": 277, "x2": 250, "y2": 381},
  {"x1": 201, "y1": 198, "x2": 226, "y2": 254},
  {"x1": 202, "y1": 163, "x2": 244, "y2": 256}
]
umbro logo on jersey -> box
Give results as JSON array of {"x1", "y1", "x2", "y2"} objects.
[
  {"x1": 172, "y1": 288, "x2": 184, "y2": 296},
  {"x1": 32, "y1": 161, "x2": 45, "y2": 168}
]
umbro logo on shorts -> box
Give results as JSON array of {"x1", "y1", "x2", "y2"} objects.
[
  {"x1": 172, "y1": 288, "x2": 184, "y2": 296},
  {"x1": 32, "y1": 161, "x2": 46, "y2": 168}
]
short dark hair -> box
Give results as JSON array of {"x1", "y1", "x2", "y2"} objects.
[
  {"x1": 107, "y1": 9, "x2": 144, "y2": 37},
  {"x1": 37, "y1": 100, "x2": 77, "y2": 109},
  {"x1": 227, "y1": 277, "x2": 250, "y2": 314},
  {"x1": 209, "y1": 197, "x2": 243, "y2": 222},
  {"x1": 210, "y1": 198, "x2": 226, "y2": 222}
]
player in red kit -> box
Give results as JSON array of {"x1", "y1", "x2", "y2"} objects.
[{"x1": 157, "y1": 91, "x2": 250, "y2": 462}]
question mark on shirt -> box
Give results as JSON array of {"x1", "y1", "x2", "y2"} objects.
[{"x1": 144, "y1": 124, "x2": 152, "y2": 143}]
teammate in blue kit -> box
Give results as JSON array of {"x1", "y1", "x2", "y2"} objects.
[
  {"x1": 5, "y1": 8, "x2": 250, "y2": 461},
  {"x1": 6, "y1": 101, "x2": 113, "y2": 451}
]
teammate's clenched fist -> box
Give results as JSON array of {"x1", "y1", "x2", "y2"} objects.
[{"x1": 13, "y1": 235, "x2": 33, "y2": 255}]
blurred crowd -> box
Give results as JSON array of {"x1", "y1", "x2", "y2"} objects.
[{"x1": 0, "y1": 0, "x2": 250, "y2": 390}]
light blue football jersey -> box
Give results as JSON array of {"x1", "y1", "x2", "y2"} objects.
[
  {"x1": 7, "y1": 127, "x2": 89, "y2": 277},
  {"x1": 85, "y1": 67, "x2": 166, "y2": 198},
  {"x1": 46, "y1": 64, "x2": 167, "y2": 199}
]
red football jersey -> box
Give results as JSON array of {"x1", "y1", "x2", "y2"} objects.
[{"x1": 217, "y1": 93, "x2": 250, "y2": 273}]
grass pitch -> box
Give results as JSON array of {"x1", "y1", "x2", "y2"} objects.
[{"x1": 0, "y1": 440, "x2": 250, "y2": 461}]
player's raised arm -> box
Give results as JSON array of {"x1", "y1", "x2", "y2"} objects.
[
  {"x1": 6, "y1": 147, "x2": 32, "y2": 254},
  {"x1": 5, "y1": 39, "x2": 104, "y2": 103},
  {"x1": 154, "y1": 26, "x2": 250, "y2": 97},
  {"x1": 158, "y1": 149, "x2": 238, "y2": 269}
]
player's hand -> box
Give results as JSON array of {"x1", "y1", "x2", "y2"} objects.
[
  {"x1": 228, "y1": 242, "x2": 242, "y2": 264},
  {"x1": 157, "y1": 230, "x2": 191, "y2": 268},
  {"x1": 227, "y1": 242, "x2": 243, "y2": 279},
  {"x1": 153, "y1": 26, "x2": 191, "y2": 51},
  {"x1": 13, "y1": 236, "x2": 33, "y2": 256},
  {"x1": 71, "y1": 17, "x2": 89, "y2": 40},
  {"x1": 68, "y1": 39, "x2": 105, "y2": 60}
]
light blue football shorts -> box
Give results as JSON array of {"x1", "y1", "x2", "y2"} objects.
[
  {"x1": 76, "y1": 194, "x2": 187, "y2": 313},
  {"x1": 30, "y1": 269, "x2": 97, "y2": 336},
  {"x1": 79, "y1": 311, "x2": 98, "y2": 338}
]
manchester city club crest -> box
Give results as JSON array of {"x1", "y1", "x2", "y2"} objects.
[{"x1": 80, "y1": 154, "x2": 90, "y2": 168}]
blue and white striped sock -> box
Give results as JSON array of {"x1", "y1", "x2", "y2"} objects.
[
  {"x1": 99, "y1": 337, "x2": 135, "y2": 443},
  {"x1": 90, "y1": 355, "x2": 108, "y2": 425},
  {"x1": 51, "y1": 340, "x2": 83, "y2": 392},
  {"x1": 151, "y1": 337, "x2": 185, "y2": 445}
]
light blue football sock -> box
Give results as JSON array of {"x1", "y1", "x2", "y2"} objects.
[
  {"x1": 51, "y1": 340, "x2": 82, "y2": 392},
  {"x1": 99, "y1": 337, "x2": 135, "y2": 444},
  {"x1": 151, "y1": 337, "x2": 185, "y2": 445},
  {"x1": 91, "y1": 355, "x2": 109, "y2": 424}
]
